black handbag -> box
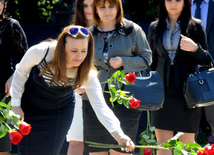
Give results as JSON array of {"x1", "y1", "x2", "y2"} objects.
[
  {"x1": 123, "y1": 58, "x2": 165, "y2": 111},
  {"x1": 184, "y1": 52, "x2": 214, "y2": 108}
]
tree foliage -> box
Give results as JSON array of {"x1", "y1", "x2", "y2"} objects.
[{"x1": 6, "y1": 0, "x2": 158, "y2": 24}]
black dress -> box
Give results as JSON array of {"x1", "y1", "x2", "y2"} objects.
[{"x1": 18, "y1": 50, "x2": 75, "y2": 155}]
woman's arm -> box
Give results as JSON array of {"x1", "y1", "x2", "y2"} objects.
[
  {"x1": 82, "y1": 70, "x2": 134, "y2": 150},
  {"x1": 82, "y1": 70, "x2": 122, "y2": 133},
  {"x1": 121, "y1": 24, "x2": 152, "y2": 73},
  {"x1": 11, "y1": 19, "x2": 28, "y2": 63},
  {"x1": 148, "y1": 22, "x2": 158, "y2": 71},
  {"x1": 10, "y1": 42, "x2": 50, "y2": 107},
  {"x1": 5, "y1": 19, "x2": 28, "y2": 97},
  {"x1": 181, "y1": 20, "x2": 210, "y2": 65}
]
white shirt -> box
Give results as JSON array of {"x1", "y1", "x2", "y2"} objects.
[
  {"x1": 10, "y1": 41, "x2": 123, "y2": 134},
  {"x1": 191, "y1": 0, "x2": 209, "y2": 29}
]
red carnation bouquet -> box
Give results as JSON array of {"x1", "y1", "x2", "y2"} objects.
[
  {"x1": 0, "y1": 94, "x2": 31, "y2": 145},
  {"x1": 105, "y1": 70, "x2": 141, "y2": 109}
]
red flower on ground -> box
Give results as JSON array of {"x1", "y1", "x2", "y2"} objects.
[
  {"x1": 129, "y1": 97, "x2": 140, "y2": 109},
  {"x1": 9, "y1": 131, "x2": 23, "y2": 145},
  {"x1": 125, "y1": 73, "x2": 136, "y2": 83},
  {"x1": 205, "y1": 145, "x2": 214, "y2": 155},
  {"x1": 198, "y1": 150, "x2": 209, "y2": 155},
  {"x1": 19, "y1": 122, "x2": 32, "y2": 136},
  {"x1": 143, "y1": 148, "x2": 152, "y2": 155}
]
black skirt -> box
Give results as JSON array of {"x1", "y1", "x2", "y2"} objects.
[
  {"x1": 83, "y1": 93, "x2": 142, "y2": 153},
  {"x1": 151, "y1": 66, "x2": 201, "y2": 133},
  {"x1": 17, "y1": 65, "x2": 75, "y2": 155}
]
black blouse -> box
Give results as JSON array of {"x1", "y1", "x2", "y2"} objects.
[{"x1": 0, "y1": 18, "x2": 28, "y2": 93}]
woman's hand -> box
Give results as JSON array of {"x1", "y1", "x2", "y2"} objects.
[
  {"x1": 180, "y1": 34, "x2": 198, "y2": 52},
  {"x1": 74, "y1": 87, "x2": 86, "y2": 95},
  {"x1": 12, "y1": 106, "x2": 24, "y2": 120},
  {"x1": 109, "y1": 57, "x2": 123, "y2": 69},
  {"x1": 112, "y1": 131, "x2": 135, "y2": 152},
  {"x1": 5, "y1": 75, "x2": 13, "y2": 97}
]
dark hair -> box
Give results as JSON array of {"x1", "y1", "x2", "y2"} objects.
[
  {"x1": 0, "y1": 0, "x2": 9, "y2": 18},
  {"x1": 92, "y1": 0, "x2": 124, "y2": 27},
  {"x1": 71, "y1": 0, "x2": 88, "y2": 27},
  {"x1": 153, "y1": 0, "x2": 195, "y2": 43}
]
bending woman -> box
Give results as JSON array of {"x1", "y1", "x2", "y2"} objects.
[{"x1": 10, "y1": 25, "x2": 134, "y2": 155}]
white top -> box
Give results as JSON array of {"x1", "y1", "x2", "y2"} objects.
[{"x1": 10, "y1": 41, "x2": 123, "y2": 134}]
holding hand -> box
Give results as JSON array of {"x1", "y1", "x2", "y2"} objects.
[
  {"x1": 109, "y1": 57, "x2": 123, "y2": 69},
  {"x1": 180, "y1": 34, "x2": 198, "y2": 52},
  {"x1": 5, "y1": 75, "x2": 13, "y2": 97},
  {"x1": 12, "y1": 106, "x2": 24, "y2": 120},
  {"x1": 112, "y1": 131, "x2": 135, "y2": 152},
  {"x1": 74, "y1": 87, "x2": 85, "y2": 95}
]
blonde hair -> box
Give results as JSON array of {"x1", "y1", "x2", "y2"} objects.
[{"x1": 40, "y1": 25, "x2": 96, "y2": 88}]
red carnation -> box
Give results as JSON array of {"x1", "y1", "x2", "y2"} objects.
[
  {"x1": 125, "y1": 73, "x2": 136, "y2": 83},
  {"x1": 211, "y1": 144, "x2": 214, "y2": 150},
  {"x1": 143, "y1": 148, "x2": 152, "y2": 155},
  {"x1": 198, "y1": 150, "x2": 209, "y2": 155},
  {"x1": 9, "y1": 131, "x2": 23, "y2": 145},
  {"x1": 129, "y1": 97, "x2": 140, "y2": 109},
  {"x1": 205, "y1": 145, "x2": 214, "y2": 155},
  {"x1": 19, "y1": 122, "x2": 32, "y2": 136}
]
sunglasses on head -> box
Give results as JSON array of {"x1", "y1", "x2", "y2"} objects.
[{"x1": 68, "y1": 27, "x2": 89, "y2": 37}]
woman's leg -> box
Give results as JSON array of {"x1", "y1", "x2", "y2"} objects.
[
  {"x1": 89, "y1": 152, "x2": 108, "y2": 155},
  {"x1": 67, "y1": 141, "x2": 84, "y2": 155},
  {"x1": 178, "y1": 132, "x2": 195, "y2": 143},
  {"x1": 0, "y1": 152, "x2": 10, "y2": 155},
  {"x1": 109, "y1": 149, "x2": 133, "y2": 155},
  {"x1": 155, "y1": 129, "x2": 174, "y2": 155}
]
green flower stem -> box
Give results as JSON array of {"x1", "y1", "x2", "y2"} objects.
[
  {"x1": 147, "y1": 110, "x2": 151, "y2": 129},
  {"x1": 103, "y1": 91, "x2": 110, "y2": 94},
  {"x1": 100, "y1": 81, "x2": 108, "y2": 84},
  {"x1": 3, "y1": 121, "x2": 12, "y2": 131},
  {"x1": 1, "y1": 93, "x2": 8, "y2": 103},
  {"x1": 86, "y1": 141, "x2": 171, "y2": 150}
]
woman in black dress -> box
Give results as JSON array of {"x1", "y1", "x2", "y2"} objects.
[
  {"x1": 148, "y1": 0, "x2": 211, "y2": 155},
  {"x1": 10, "y1": 25, "x2": 134, "y2": 155},
  {"x1": 0, "y1": 0, "x2": 28, "y2": 154}
]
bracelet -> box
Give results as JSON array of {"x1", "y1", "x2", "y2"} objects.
[
  {"x1": 113, "y1": 130, "x2": 120, "y2": 138},
  {"x1": 194, "y1": 45, "x2": 199, "y2": 52}
]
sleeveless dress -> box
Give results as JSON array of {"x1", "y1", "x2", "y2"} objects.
[{"x1": 18, "y1": 49, "x2": 75, "y2": 155}]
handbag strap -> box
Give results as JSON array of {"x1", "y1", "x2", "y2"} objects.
[
  {"x1": 134, "y1": 56, "x2": 153, "y2": 80},
  {"x1": 196, "y1": 52, "x2": 214, "y2": 73},
  {"x1": 207, "y1": 52, "x2": 214, "y2": 67}
]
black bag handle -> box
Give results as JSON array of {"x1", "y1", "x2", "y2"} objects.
[
  {"x1": 134, "y1": 56, "x2": 153, "y2": 80},
  {"x1": 207, "y1": 52, "x2": 214, "y2": 67},
  {"x1": 196, "y1": 52, "x2": 214, "y2": 73}
]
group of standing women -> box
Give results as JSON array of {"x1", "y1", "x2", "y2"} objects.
[
  {"x1": 0, "y1": 0, "x2": 212, "y2": 155},
  {"x1": 66, "y1": 0, "x2": 212, "y2": 155}
]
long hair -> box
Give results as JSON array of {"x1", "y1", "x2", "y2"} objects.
[
  {"x1": 153, "y1": 0, "x2": 195, "y2": 43},
  {"x1": 0, "y1": 0, "x2": 9, "y2": 19},
  {"x1": 71, "y1": 0, "x2": 87, "y2": 27},
  {"x1": 92, "y1": 0, "x2": 124, "y2": 27},
  {"x1": 40, "y1": 25, "x2": 96, "y2": 88}
]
